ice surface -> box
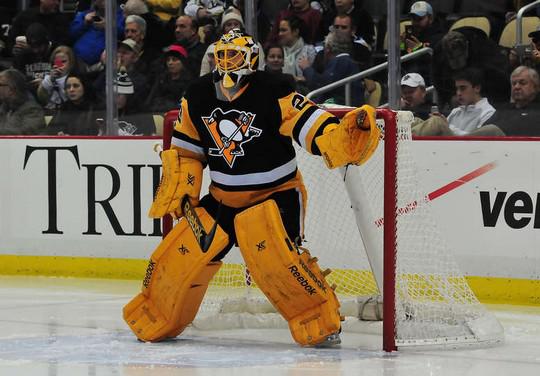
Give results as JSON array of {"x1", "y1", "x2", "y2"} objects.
[{"x1": 1, "y1": 276, "x2": 539, "y2": 376}]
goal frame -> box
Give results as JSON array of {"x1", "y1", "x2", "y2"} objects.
[{"x1": 161, "y1": 107, "x2": 400, "y2": 351}]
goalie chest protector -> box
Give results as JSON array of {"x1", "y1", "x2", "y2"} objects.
[{"x1": 173, "y1": 71, "x2": 324, "y2": 199}]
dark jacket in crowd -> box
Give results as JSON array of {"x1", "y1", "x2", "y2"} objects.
[{"x1": 46, "y1": 99, "x2": 102, "y2": 136}]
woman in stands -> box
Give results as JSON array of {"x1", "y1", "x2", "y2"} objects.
[
  {"x1": 37, "y1": 45, "x2": 80, "y2": 115},
  {"x1": 278, "y1": 15, "x2": 316, "y2": 94},
  {"x1": 46, "y1": 73, "x2": 102, "y2": 136}
]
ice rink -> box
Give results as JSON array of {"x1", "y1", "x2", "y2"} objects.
[{"x1": 1, "y1": 275, "x2": 539, "y2": 376}]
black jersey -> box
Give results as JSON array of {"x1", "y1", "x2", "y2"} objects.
[{"x1": 171, "y1": 71, "x2": 340, "y2": 208}]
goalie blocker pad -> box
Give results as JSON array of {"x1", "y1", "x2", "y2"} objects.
[
  {"x1": 123, "y1": 207, "x2": 229, "y2": 342},
  {"x1": 234, "y1": 200, "x2": 342, "y2": 346},
  {"x1": 315, "y1": 105, "x2": 380, "y2": 169},
  {"x1": 148, "y1": 150, "x2": 203, "y2": 218}
]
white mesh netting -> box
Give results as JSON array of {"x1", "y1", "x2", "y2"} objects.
[{"x1": 192, "y1": 110, "x2": 504, "y2": 348}]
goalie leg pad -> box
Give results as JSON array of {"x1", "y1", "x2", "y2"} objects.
[
  {"x1": 315, "y1": 105, "x2": 380, "y2": 169},
  {"x1": 123, "y1": 207, "x2": 229, "y2": 342},
  {"x1": 234, "y1": 200, "x2": 342, "y2": 346},
  {"x1": 148, "y1": 150, "x2": 203, "y2": 218}
]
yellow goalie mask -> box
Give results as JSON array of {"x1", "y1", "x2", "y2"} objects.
[{"x1": 214, "y1": 29, "x2": 259, "y2": 89}]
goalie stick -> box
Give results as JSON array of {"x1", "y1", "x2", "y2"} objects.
[{"x1": 180, "y1": 196, "x2": 221, "y2": 253}]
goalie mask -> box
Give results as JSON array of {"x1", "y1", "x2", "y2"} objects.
[{"x1": 214, "y1": 29, "x2": 259, "y2": 90}]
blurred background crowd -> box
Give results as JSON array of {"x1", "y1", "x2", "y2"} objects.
[{"x1": 0, "y1": 0, "x2": 539, "y2": 137}]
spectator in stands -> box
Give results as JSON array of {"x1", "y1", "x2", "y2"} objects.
[
  {"x1": 184, "y1": 0, "x2": 227, "y2": 24},
  {"x1": 266, "y1": 0, "x2": 323, "y2": 45},
  {"x1": 147, "y1": 0, "x2": 183, "y2": 22},
  {"x1": 124, "y1": 15, "x2": 160, "y2": 75},
  {"x1": 0, "y1": 69, "x2": 46, "y2": 135},
  {"x1": 70, "y1": 0, "x2": 125, "y2": 67},
  {"x1": 265, "y1": 44, "x2": 286, "y2": 73},
  {"x1": 299, "y1": 30, "x2": 364, "y2": 105},
  {"x1": 400, "y1": 72, "x2": 433, "y2": 120},
  {"x1": 432, "y1": 27, "x2": 511, "y2": 110},
  {"x1": 8, "y1": 0, "x2": 71, "y2": 57},
  {"x1": 481, "y1": 66, "x2": 540, "y2": 136},
  {"x1": 409, "y1": 68, "x2": 497, "y2": 136},
  {"x1": 145, "y1": 44, "x2": 193, "y2": 112},
  {"x1": 37, "y1": 45, "x2": 80, "y2": 115},
  {"x1": 174, "y1": 15, "x2": 208, "y2": 76},
  {"x1": 45, "y1": 73, "x2": 102, "y2": 135},
  {"x1": 400, "y1": 1, "x2": 444, "y2": 85},
  {"x1": 321, "y1": 0, "x2": 375, "y2": 49},
  {"x1": 263, "y1": 44, "x2": 297, "y2": 88},
  {"x1": 123, "y1": 0, "x2": 168, "y2": 51},
  {"x1": 0, "y1": 1, "x2": 17, "y2": 58},
  {"x1": 116, "y1": 71, "x2": 156, "y2": 135},
  {"x1": 314, "y1": 14, "x2": 371, "y2": 73},
  {"x1": 401, "y1": 1, "x2": 444, "y2": 54},
  {"x1": 278, "y1": 15, "x2": 317, "y2": 92},
  {"x1": 13, "y1": 23, "x2": 54, "y2": 91}
]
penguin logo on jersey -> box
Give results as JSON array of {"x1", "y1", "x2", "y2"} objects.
[{"x1": 203, "y1": 108, "x2": 261, "y2": 167}]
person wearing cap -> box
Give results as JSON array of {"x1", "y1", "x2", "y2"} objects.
[
  {"x1": 145, "y1": 44, "x2": 194, "y2": 112},
  {"x1": 432, "y1": 26, "x2": 510, "y2": 110},
  {"x1": 400, "y1": 1, "x2": 444, "y2": 86},
  {"x1": 400, "y1": 72, "x2": 434, "y2": 120},
  {"x1": 13, "y1": 22, "x2": 55, "y2": 91},
  {"x1": 8, "y1": 0, "x2": 71, "y2": 57}
]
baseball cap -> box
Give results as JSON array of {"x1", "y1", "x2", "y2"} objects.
[
  {"x1": 401, "y1": 73, "x2": 426, "y2": 88},
  {"x1": 164, "y1": 44, "x2": 188, "y2": 61},
  {"x1": 118, "y1": 38, "x2": 141, "y2": 55},
  {"x1": 409, "y1": 1, "x2": 433, "y2": 17},
  {"x1": 528, "y1": 25, "x2": 540, "y2": 40}
]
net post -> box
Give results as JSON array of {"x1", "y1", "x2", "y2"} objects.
[{"x1": 378, "y1": 108, "x2": 397, "y2": 352}]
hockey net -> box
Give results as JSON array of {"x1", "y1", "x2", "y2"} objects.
[{"x1": 162, "y1": 108, "x2": 503, "y2": 350}]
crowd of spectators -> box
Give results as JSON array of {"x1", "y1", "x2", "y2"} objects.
[{"x1": 0, "y1": 0, "x2": 540, "y2": 136}]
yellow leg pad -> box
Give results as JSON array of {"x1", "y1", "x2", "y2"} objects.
[
  {"x1": 123, "y1": 207, "x2": 229, "y2": 342},
  {"x1": 234, "y1": 200, "x2": 342, "y2": 346}
]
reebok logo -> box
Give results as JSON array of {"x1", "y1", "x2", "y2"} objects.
[
  {"x1": 142, "y1": 260, "x2": 156, "y2": 288},
  {"x1": 289, "y1": 265, "x2": 317, "y2": 295}
]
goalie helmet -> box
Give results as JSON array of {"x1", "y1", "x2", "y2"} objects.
[{"x1": 214, "y1": 29, "x2": 259, "y2": 89}]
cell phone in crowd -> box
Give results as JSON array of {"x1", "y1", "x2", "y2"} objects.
[
  {"x1": 405, "y1": 25, "x2": 414, "y2": 39},
  {"x1": 53, "y1": 57, "x2": 65, "y2": 69}
]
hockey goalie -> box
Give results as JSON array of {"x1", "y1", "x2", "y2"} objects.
[{"x1": 123, "y1": 29, "x2": 380, "y2": 347}]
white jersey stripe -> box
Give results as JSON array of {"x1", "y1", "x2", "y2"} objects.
[
  {"x1": 210, "y1": 158, "x2": 297, "y2": 186},
  {"x1": 172, "y1": 137, "x2": 205, "y2": 156},
  {"x1": 299, "y1": 108, "x2": 326, "y2": 150}
]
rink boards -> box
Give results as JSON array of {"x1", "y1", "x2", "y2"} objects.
[{"x1": 0, "y1": 136, "x2": 539, "y2": 305}]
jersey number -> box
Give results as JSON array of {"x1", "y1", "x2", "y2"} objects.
[{"x1": 292, "y1": 94, "x2": 309, "y2": 111}]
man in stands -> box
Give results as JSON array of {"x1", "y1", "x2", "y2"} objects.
[
  {"x1": 8, "y1": 0, "x2": 71, "y2": 56},
  {"x1": 0, "y1": 69, "x2": 46, "y2": 135},
  {"x1": 322, "y1": 0, "x2": 375, "y2": 50},
  {"x1": 124, "y1": 15, "x2": 159, "y2": 75},
  {"x1": 409, "y1": 68, "x2": 497, "y2": 136},
  {"x1": 123, "y1": 29, "x2": 380, "y2": 348},
  {"x1": 400, "y1": 72, "x2": 433, "y2": 120},
  {"x1": 482, "y1": 66, "x2": 540, "y2": 136},
  {"x1": 174, "y1": 15, "x2": 208, "y2": 76},
  {"x1": 432, "y1": 27, "x2": 510, "y2": 110}
]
